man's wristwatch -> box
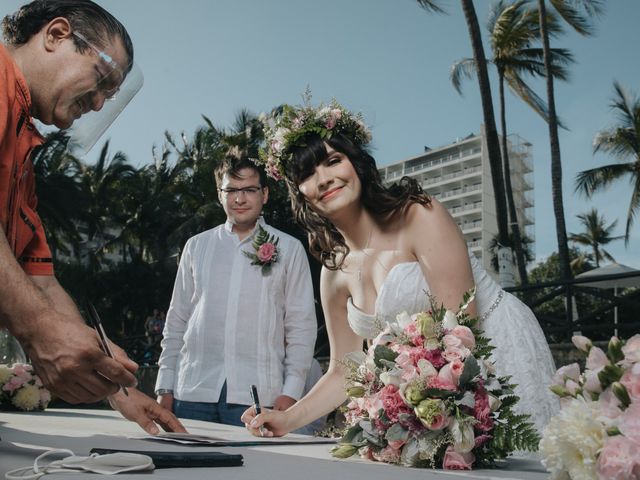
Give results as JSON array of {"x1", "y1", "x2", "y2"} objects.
[{"x1": 155, "y1": 389, "x2": 173, "y2": 396}]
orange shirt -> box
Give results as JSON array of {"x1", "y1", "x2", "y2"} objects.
[{"x1": 0, "y1": 43, "x2": 53, "y2": 276}]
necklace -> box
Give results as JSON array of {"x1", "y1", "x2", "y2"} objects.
[{"x1": 356, "y1": 226, "x2": 374, "y2": 282}]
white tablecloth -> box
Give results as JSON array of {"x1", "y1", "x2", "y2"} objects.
[{"x1": 0, "y1": 408, "x2": 548, "y2": 479}]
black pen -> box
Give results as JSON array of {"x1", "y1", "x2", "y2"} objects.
[
  {"x1": 249, "y1": 384, "x2": 267, "y2": 436},
  {"x1": 87, "y1": 302, "x2": 129, "y2": 396}
]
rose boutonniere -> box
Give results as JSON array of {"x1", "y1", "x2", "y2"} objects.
[{"x1": 244, "y1": 225, "x2": 280, "y2": 274}]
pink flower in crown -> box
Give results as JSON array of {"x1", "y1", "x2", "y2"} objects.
[
  {"x1": 257, "y1": 243, "x2": 276, "y2": 263},
  {"x1": 596, "y1": 435, "x2": 640, "y2": 480},
  {"x1": 324, "y1": 108, "x2": 342, "y2": 129},
  {"x1": 443, "y1": 446, "x2": 475, "y2": 470}
]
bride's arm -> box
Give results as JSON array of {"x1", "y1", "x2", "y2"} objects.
[
  {"x1": 242, "y1": 266, "x2": 363, "y2": 436},
  {"x1": 405, "y1": 199, "x2": 477, "y2": 316}
]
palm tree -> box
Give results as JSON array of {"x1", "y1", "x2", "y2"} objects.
[
  {"x1": 32, "y1": 132, "x2": 84, "y2": 259},
  {"x1": 417, "y1": 0, "x2": 512, "y2": 284},
  {"x1": 451, "y1": 0, "x2": 572, "y2": 284},
  {"x1": 569, "y1": 208, "x2": 622, "y2": 267},
  {"x1": 77, "y1": 141, "x2": 136, "y2": 270},
  {"x1": 576, "y1": 82, "x2": 640, "y2": 244},
  {"x1": 536, "y1": 0, "x2": 604, "y2": 285}
]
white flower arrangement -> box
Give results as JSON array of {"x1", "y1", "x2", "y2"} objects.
[
  {"x1": 0, "y1": 363, "x2": 51, "y2": 411},
  {"x1": 540, "y1": 334, "x2": 640, "y2": 479}
]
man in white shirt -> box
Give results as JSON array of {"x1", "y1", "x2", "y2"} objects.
[{"x1": 154, "y1": 151, "x2": 317, "y2": 426}]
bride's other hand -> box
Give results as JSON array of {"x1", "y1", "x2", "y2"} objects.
[{"x1": 241, "y1": 406, "x2": 289, "y2": 437}]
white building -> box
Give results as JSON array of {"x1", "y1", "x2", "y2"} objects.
[{"x1": 378, "y1": 130, "x2": 534, "y2": 281}]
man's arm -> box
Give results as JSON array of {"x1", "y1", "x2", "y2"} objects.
[
  {"x1": 0, "y1": 231, "x2": 137, "y2": 404},
  {"x1": 279, "y1": 240, "x2": 318, "y2": 406},
  {"x1": 155, "y1": 238, "x2": 196, "y2": 399}
]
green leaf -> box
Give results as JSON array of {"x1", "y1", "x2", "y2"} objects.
[{"x1": 373, "y1": 345, "x2": 398, "y2": 368}]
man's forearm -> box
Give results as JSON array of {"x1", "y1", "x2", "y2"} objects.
[{"x1": 0, "y1": 230, "x2": 51, "y2": 338}]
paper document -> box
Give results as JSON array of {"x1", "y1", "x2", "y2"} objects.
[{"x1": 139, "y1": 432, "x2": 337, "y2": 447}]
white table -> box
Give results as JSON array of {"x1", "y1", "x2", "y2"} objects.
[{"x1": 0, "y1": 408, "x2": 548, "y2": 479}]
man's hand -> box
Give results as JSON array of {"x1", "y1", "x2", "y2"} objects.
[
  {"x1": 157, "y1": 392, "x2": 174, "y2": 412},
  {"x1": 109, "y1": 388, "x2": 187, "y2": 435},
  {"x1": 273, "y1": 394, "x2": 296, "y2": 411},
  {"x1": 20, "y1": 314, "x2": 138, "y2": 404}
]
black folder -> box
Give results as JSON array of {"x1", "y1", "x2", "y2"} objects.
[{"x1": 90, "y1": 448, "x2": 243, "y2": 468}]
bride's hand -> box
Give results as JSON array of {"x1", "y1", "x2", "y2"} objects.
[{"x1": 241, "y1": 406, "x2": 290, "y2": 437}]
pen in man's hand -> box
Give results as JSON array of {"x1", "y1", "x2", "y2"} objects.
[
  {"x1": 87, "y1": 302, "x2": 129, "y2": 396},
  {"x1": 249, "y1": 384, "x2": 267, "y2": 436}
]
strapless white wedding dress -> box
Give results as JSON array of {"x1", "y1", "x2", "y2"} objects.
[{"x1": 346, "y1": 254, "x2": 559, "y2": 434}]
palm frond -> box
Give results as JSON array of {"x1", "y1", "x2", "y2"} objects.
[
  {"x1": 416, "y1": 0, "x2": 447, "y2": 15},
  {"x1": 575, "y1": 162, "x2": 635, "y2": 197},
  {"x1": 449, "y1": 58, "x2": 478, "y2": 94}
]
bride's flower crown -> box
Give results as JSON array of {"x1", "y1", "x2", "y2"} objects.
[{"x1": 257, "y1": 99, "x2": 372, "y2": 180}]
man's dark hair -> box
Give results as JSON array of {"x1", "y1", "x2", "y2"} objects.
[
  {"x1": 1, "y1": 0, "x2": 133, "y2": 69},
  {"x1": 214, "y1": 148, "x2": 267, "y2": 189}
]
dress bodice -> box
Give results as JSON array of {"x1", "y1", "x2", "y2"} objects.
[{"x1": 346, "y1": 253, "x2": 502, "y2": 339}]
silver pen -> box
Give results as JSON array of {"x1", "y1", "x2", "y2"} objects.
[{"x1": 87, "y1": 302, "x2": 129, "y2": 396}]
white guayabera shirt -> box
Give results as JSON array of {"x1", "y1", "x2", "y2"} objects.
[{"x1": 155, "y1": 217, "x2": 317, "y2": 406}]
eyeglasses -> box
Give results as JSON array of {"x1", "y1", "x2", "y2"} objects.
[
  {"x1": 71, "y1": 30, "x2": 124, "y2": 100},
  {"x1": 219, "y1": 186, "x2": 263, "y2": 198}
]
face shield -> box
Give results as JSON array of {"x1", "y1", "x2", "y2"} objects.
[{"x1": 64, "y1": 31, "x2": 144, "y2": 157}]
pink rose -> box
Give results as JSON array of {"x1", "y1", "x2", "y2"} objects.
[
  {"x1": 596, "y1": 435, "x2": 640, "y2": 480},
  {"x1": 427, "y1": 413, "x2": 450, "y2": 431},
  {"x1": 443, "y1": 446, "x2": 475, "y2": 470},
  {"x1": 257, "y1": 243, "x2": 276, "y2": 263},
  {"x1": 451, "y1": 326, "x2": 476, "y2": 350},
  {"x1": 443, "y1": 334, "x2": 462, "y2": 349},
  {"x1": 372, "y1": 445, "x2": 401, "y2": 464},
  {"x1": 449, "y1": 359, "x2": 465, "y2": 382},
  {"x1": 443, "y1": 346, "x2": 470, "y2": 363}
]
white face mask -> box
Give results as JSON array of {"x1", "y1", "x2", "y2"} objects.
[{"x1": 5, "y1": 449, "x2": 154, "y2": 479}]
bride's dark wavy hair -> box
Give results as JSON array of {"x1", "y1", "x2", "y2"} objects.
[{"x1": 283, "y1": 132, "x2": 430, "y2": 270}]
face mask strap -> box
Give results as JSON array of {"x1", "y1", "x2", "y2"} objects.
[{"x1": 5, "y1": 448, "x2": 76, "y2": 480}]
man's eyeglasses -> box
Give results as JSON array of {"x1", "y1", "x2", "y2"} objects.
[
  {"x1": 72, "y1": 30, "x2": 124, "y2": 100},
  {"x1": 219, "y1": 186, "x2": 263, "y2": 198}
]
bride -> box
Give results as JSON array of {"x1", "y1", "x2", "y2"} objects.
[{"x1": 242, "y1": 100, "x2": 558, "y2": 437}]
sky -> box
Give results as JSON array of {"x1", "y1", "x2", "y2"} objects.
[{"x1": 2, "y1": 0, "x2": 639, "y2": 268}]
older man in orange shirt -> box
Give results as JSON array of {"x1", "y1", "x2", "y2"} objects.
[{"x1": 0, "y1": 0, "x2": 184, "y2": 434}]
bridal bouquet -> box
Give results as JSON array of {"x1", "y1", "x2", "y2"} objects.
[
  {"x1": 540, "y1": 334, "x2": 640, "y2": 480},
  {"x1": 331, "y1": 291, "x2": 539, "y2": 469},
  {"x1": 0, "y1": 363, "x2": 51, "y2": 411}
]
